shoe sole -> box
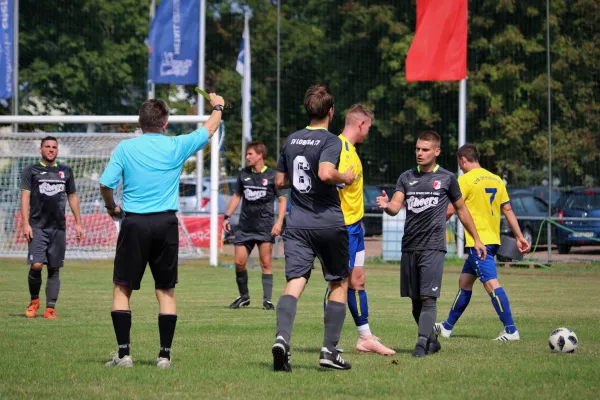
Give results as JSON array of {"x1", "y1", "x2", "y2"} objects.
[
  {"x1": 272, "y1": 343, "x2": 290, "y2": 372},
  {"x1": 356, "y1": 345, "x2": 396, "y2": 356},
  {"x1": 319, "y1": 359, "x2": 352, "y2": 370}
]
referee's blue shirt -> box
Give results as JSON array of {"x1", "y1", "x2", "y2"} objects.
[{"x1": 99, "y1": 128, "x2": 209, "y2": 213}]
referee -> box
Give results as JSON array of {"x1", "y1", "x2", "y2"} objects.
[{"x1": 99, "y1": 93, "x2": 225, "y2": 368}]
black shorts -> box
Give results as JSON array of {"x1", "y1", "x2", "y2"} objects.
[
  {"x1": 400, "y1": 250, "x2": 446, "y2": 298},
  {"x1": 26, "y1": 227, "x2": 66, "y2": 268},
  {"x1": 283, "y1": 227, "x2": 349, "y2": 282},
  {"x1": 113, "y1": 212, "x2": 179, "y2": 290},
  {"x1": 232, "y1": 229, "x2": 274, "y2": 255}
]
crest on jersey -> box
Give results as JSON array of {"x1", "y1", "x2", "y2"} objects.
[
  {"x1": 58, "y1": 171, "x2": 65, "y2": 179},
  {"x1": 433, "y1": 180, "x2": 441, "y2": 190},
  {"x1": 262, "y1": 179, "x2": 268, "y2": 186}
]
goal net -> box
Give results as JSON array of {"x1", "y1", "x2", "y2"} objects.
[{"x1": 0, "y1": 132, "x2": 204, "y2": 260}]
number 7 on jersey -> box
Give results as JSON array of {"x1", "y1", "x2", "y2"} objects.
[{"x1": 485, "y1": 188, "x2": 497, "y2": 215}]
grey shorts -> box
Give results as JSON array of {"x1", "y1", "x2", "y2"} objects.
[
  {"x1": 232, "y1": 229, "x2": 274, "y2": 255},
  {"x1": 400, "y1": 250, "x2": 445, "y2": 298},
  {"x1": 27, "y1": 227, "x2": 66, "y2": 268},
  {"x1": 283, "y1": 227, "x2": 349, "y2": 282}
]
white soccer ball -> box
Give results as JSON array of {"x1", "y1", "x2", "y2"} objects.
[{"x1": 549, "y1": 328, "x2": 578, "y2": 353}]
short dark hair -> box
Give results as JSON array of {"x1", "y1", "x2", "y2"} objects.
[
  {"x1": 40, "y1": 136, "x2": 58, "y2": 147},
  {"x1": 138, "y1": 99, "x2": 169, "y2": 133},
  {"x1": 304, "y1": 84, "x2": 334, "y2": 120},
  {"x1": 345, "y1": 104, "x2": 374, "y2": 124},
  {"x1": 247, "y1": 141, "x2": 267, "y2": 158},
  {"x1": 456, "y1": 143, "x2": 480, "y2": 162},
  {"x1": 417, "y1": 130, "x2": 441, "y2": 147}
]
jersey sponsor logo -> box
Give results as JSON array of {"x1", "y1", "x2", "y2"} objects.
[
  {"x1": 262, "y1": 178, "x2": 268, "y2": 186},
  {"x1": 407, "y1": 196, "x2": 439, "y2": 213},
  {"x1": 290, "y1": 138, "x2": 321, "y2": 146},
  {"x1": 433, "y1": 180, "x2": 441, "y2": 190},
  {"x1": 39, "y1": 182, "x2": 65, "y2": 197},
  {"x1": 408, "y1": 180, "x2": 418, "y2": 186},
  {"x1": 244, "y1": 188, "x2": 267, "y2": 201}
]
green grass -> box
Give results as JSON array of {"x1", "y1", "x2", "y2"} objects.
[{"x1": 1, "y1": 257, "x2": 599, "y2": 399}]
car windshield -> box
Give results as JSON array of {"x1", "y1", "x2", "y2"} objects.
[
  {"x1": 364, "y1": 186, "x2": 383, "y2": 203},
  {"x1": 565, "y1": 193, "x2": 600, "y2": 211}
]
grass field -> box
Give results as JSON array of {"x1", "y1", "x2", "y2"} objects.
[{"x1": 1, "y1": 257, "x2": 599, "y2": 399}]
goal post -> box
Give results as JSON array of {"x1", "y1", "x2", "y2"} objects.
[{"x1": 0, "y1": 114, "x2": 220, "y2": 265}]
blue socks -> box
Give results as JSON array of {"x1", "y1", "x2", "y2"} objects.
[
  {"x1": 347, "y1": 288, "x2": 369, "y2": 328},
  {"x1": 490, "y1": 287, "x2": 517, "y2": 334},
  {"x1": 443, "y1": 289, "x2": 472, "y2": 330}
]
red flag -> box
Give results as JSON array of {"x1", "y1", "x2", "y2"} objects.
[{"x1": 406, "y1": 0, "x2": 467, "y2": 82}]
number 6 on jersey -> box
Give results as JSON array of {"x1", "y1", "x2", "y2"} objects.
[{"x1": 293, "y1": 155, "x2": 312, "y2": 193}]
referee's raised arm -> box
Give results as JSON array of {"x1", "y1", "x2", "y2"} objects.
[{"x1": 202, "y1": 93, "x2": 225, "y2": 136}]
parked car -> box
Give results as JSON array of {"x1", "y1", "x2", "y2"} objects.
[
  {"x1": 507, "y1": 186, "x2": 561, "y2": 207},
  {"x1": 554, "y1": 188, "x2": 600, "y2": 254},
  {"x1": 178, "y1": 177, "x2": 236, "y2": 221},
  {"x1": 500, "y1": 189, "x2": 551, "y2": 248}
]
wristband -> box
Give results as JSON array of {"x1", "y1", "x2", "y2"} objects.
[
  {"x1": 224, "y1": 214, "x2": 230, "y2": 220},
  {"x1": 212, "y1": 105, "x2": 224, "y2": 112},
  {"x1": 105, "y1": 203, "x2": 117, "y2": 211}
]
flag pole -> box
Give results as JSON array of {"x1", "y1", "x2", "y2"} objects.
[
  {"x1": 147, "y1": 0, "x2": 156, "y2": 100},
  {"x1": 276, "y1": 1, "x2": 281, "y2": 156},
  {"x1": 12, "y1": 0, "x2": 19, "y2": 133},
  {"x1": 196, "y1": 0, "x2": 206, "y2": 212},
  {"x1": 456, "y1": 78, "x2": 467, "y2": 259},
  {"x1": 240, "y1": 11, "x2": 251, "y2": 168}
]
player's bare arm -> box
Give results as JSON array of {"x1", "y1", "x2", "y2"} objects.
[
  {"x1": 452, "y1": 197, "x2": 487, "y2": 259},
  {"x1": 446, "y1": 203, "x2": 455, "y2": 221},
  {"x1": 223, "y1": 193, "x2": 241, "y2": 233},
  {"x1": 275, "y1": 171, "x2": 292, "y2": 189},
  {"x1": 20, "y1": 189, "x2": 33, "y2": 242},
  {"x1": 99, "y1": 184, "x2": 122, "y2": 218},
  {"x1": 501, "y1": 203, "x2": 531, "y2": 253},
  {"x1": 201, "y1": 93, "x2": 226, "y2": 136},
  {"x1": 377, "y1": 190, "x2": 405, "y2": 216},
  {"x1": 318, "y1": 162, "x2": 355, "y2": 185},
  {"x1": 67, "y1": 193, "x2": 85, "y2": 240},
  {"x1": 272, "y1": 195, "x2": 287, "y2": 236}
]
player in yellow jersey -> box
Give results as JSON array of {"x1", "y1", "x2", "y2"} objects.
[
  {"x1": 324, "y1": 104, "x2": 395, "y2": 355},
  {"x1": 435, "y1": 144, "x2": 530, "y2": 341}
]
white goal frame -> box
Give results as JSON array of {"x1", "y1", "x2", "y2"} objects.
[{"x1": 0, "y1": 114, "x2": 220, "y2": 266}]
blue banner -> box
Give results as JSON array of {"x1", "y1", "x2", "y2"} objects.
[
  {"x1": 149, "y1": 0, "x2": 199, "y2": 84},
  {"x1": 0, "y1": 0, "x2": 13, "y2": 99}
]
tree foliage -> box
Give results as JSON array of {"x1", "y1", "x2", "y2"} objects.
[{"x1": 15, "y1": 0, "x2": 600, "y2": 186}]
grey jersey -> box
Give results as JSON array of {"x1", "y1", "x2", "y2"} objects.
[
  {"x1": 396, "y1": 166, "x2": 461, "y2": 252},
  {"x1": 20, "y1": 163, "x2": 77, "y2": 230},
  {"x1": 277, "y1": 127, "x2": 344, "y2": 229},
  {"x1": 235, "y1": 167, "x2": 282, "y2": 233}
]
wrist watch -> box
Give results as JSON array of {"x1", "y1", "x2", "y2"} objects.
[
  {"x1": 105, "y1": 203, "x2": 117, "y2": 211},
  {"x1": 213, "y1": 105, "x2": 224, "y2": 112},
  {"x1": 224, "y1": 214, "x2": 230, "y2": 220}
]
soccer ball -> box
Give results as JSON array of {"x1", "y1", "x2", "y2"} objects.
[{"x1": 549, "y1": 328, "x2": 578, "y2": 353}]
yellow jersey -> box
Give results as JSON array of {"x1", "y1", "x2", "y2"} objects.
[
  {"x1": 338, "y1": 134, "x2": 363, "y2": 225},
  {"x1": 458, "y1": 168, "x2": 510, "y2": 247}
]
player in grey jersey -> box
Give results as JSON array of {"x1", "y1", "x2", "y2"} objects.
[
  {"x1": 20, "y1": 136, "x2": 84, "y2": 319},
  {"x1": 271, "y1": 84, "x2": 355, "y2": 372},
  {"x1": 376, "y1": 131, "x2": 486, "y2": 357}
]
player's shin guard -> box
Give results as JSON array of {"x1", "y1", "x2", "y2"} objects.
[
  {"x1": 347, "y1": 288, "x2": 370, "y2": 334},
  {"x1": 490, "y1": 287, "x2": 517, "y2": 334},
  {"x1": 411, "y1": 298, "x2": 422, "y2": 325},
  {"x1": 418, "y1": 298, "x2": 437, "y2": 339},
  {"x1": 28, "y1": 268, "x2": 42, "y2": 300},
  {"x1": 323, "y1": 301, "x2": 346, "y2": 352},
  {"x1": 46, "y1": 269, "x2": 60, "y2": 308},
  {"x1": 236, "y1": 270, "x2": 249, "y2": 297},
  {"x1": 158, "y1": 314, "x2": 177, "y2": 360},
  {"x1": 111, "y1": 310, "x2": 132, "y2": 358},
  {"x1": 444, "y1": 288, "x2": 472, "y2": 330},
  {"x1": 262, "y1": 274, "x2": 273, "y2": 302},
  {"x1": 276, "y1": 295, "x2": 298, "y2": 344}
]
